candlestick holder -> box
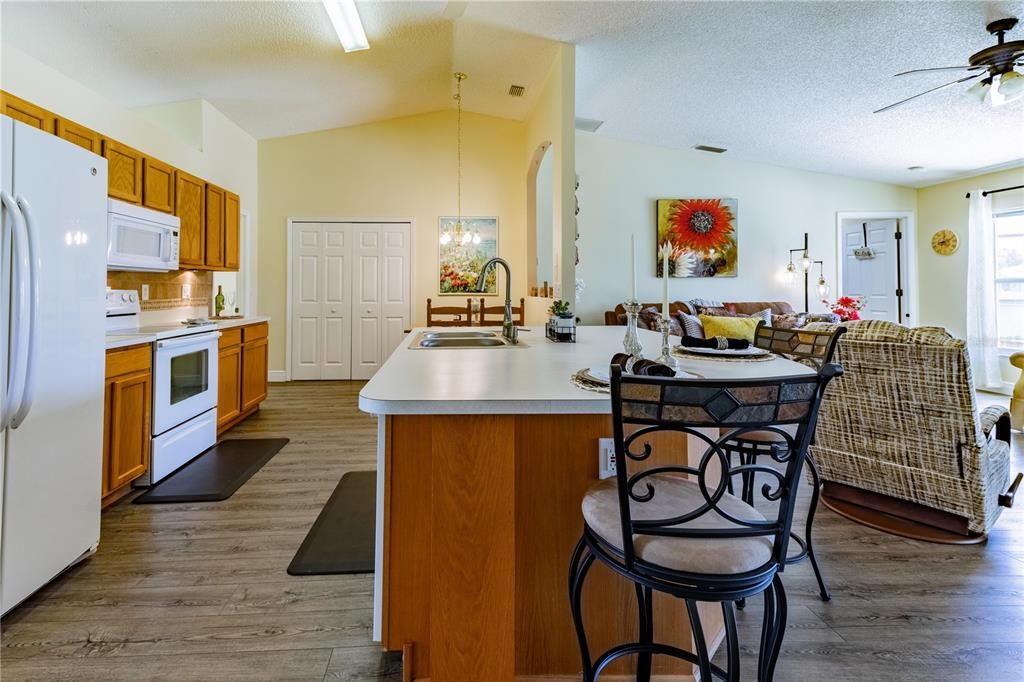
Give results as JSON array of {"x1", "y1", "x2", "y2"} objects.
[
  {"x1": 654, "y1": 316, "x2": 680, "y2": 371},
  {"x1": 622, "y1": 299, "x2": 644, "y2": 358}
]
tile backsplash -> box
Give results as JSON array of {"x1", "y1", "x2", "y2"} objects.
[{"x1": 107, "y1": 270, "x2": 212, "y2": 311}]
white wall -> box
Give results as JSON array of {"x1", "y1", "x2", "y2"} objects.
[
  {"x1": 575, "y1": 132, "x2": 918, "y2": 323},
  {"x1": 534, "y1": 147, "x2": 554, "y2": 288}
]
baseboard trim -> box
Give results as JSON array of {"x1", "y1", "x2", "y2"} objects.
[{"x1": 268, "y1": 370, "x2": 290, "y2": 383}]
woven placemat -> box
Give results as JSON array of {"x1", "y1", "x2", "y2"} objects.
[
  {"x1": 673, "y1": 347, "x2": 775, "y2": 362},
  {"x1": 571, "y1": 369, "x2": 610, "y2": 394}
]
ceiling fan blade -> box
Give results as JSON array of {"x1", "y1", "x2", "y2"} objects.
[
  {"x1": 874, "y1": 72, "x2": 985, "y2": 114},
  {"x1": 894, "y1": 66, "x2": 983, "y2": 76}
]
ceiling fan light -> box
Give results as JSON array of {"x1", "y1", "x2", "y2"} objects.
[
  {"x1": 966, "y1": 78, "x2": 991, "y2": 102},
  {"x1": 997, "y1": 70, "x2": 1024, "y2": 101}
]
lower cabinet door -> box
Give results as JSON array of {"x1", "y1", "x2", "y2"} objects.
[
  {"x1": 107, "y1": 369, "x2": 151, "y2": 491},
  {"x1": 218, "y1": 344, "x2": 242, "y2": 429},
  {"x1": 241, "y1": 337, "x2": 269, "y2": 413}
]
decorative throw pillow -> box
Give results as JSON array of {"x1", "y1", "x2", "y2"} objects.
[
  {"x1": 689, "y1": 298, "x2": 723, "y2": 311},
  {"x1": 772, "y1": 313, "x2": 808, "y2": 330},
  {"x1": 805, "y1": 312, "x2": 842, "y2": 325},
  {"x1": 699, "y1": 315, "x2": 760, "y2": 342},
  {"x1": 640, "y1": 306, "x2": 683, "y2": 336},
  {"x1": 674, "y1": 310, "x2": 705, "y2": 338},
  {"x1": 749, "y1": 308, "x2": 772, "y2": 327},
  {"x1": 694, "y1": 304, "x2": 736, "y2": 317},
  {"x1": 616, "y1": 313, "x2": 629, "y2": 326}
]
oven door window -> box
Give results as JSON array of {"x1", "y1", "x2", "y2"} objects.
[{"x1": 170, "y1": 349, "x2": 209, "y2": 405}]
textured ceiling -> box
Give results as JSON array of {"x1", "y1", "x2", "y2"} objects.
[
  {"x1": 464, "y1": 0, "x2": 1024, "y2": 187},
  {"x1": 0, "y1": 1, "x2": 559, "y2": 139},
  {"x1": 3, "y1": 1, "x2": 1022, "y2": 186}
]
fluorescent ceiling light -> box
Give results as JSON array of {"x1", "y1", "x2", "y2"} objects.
[{"x1": 322, "y1": 0, "x2": 369, "y2": 52}]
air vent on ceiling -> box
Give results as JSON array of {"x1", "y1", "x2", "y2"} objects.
[
  {"x1": 575, "y1": 117, "x2": 604, "y2": 132},
  {"x1": 508, "y1": 84, "x2": 527, "y2": 97},
  {"x1": 693, "y1": 144, "x2": 727, "y2": 154}
]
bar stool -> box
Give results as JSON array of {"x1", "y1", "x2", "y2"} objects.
[
  {"x1": 723, "y1": 323, "x2": 845, "y2": 602},
  {"x1": 569, "y1": 363, "x2": 842, "y2": 681}
]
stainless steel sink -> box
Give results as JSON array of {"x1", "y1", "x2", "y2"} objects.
[
  {"x1": 418, "y1": 338, "x2": 506, "y2": 348},
  {"x1": 421, "y1": 331, "x2": 497, "y2": 339},
  {"x1": 410, "y1": 330, "x2": 520, "y2": 349}
]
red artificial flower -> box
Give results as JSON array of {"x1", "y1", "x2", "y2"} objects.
[{"x1": 667, "y1": 199, "x2": 734, "y2": 253}]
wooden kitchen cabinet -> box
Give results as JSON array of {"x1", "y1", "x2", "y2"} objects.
[
  {"x1": 205, "y1": 184, "x2": 226, "y2": 269},
  {"x1": 217, "y1": 322, "x2": 269, "y2": 434},
  {"x1": 103, "y1": 345, "x2": 152, "y2": 508},
  {"x1": 224, "y1": 190, "x2": 240, "y2": 270},
  {"x1": 175, "y1": 170, "x2": 206, "y2": 268},
  {"x1": 102, "y1": 139, "x2": 144, "y2": 204},
  {"x1": 55, "y1": 117, "x2": 102, "y2": 154},
  {"x1": 142, "y1": 156, "x2": 175, "y2": 213},
  {"x1": 217, "y1": 328, "x2": 243, "y2": 431},
  {"x1": 0, "y1": 91, "x2": 55, "y2": 132}
]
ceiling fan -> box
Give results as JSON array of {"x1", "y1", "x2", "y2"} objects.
[{"x1": 874, "y1": 17, "x2": 1024, "y2": 113}]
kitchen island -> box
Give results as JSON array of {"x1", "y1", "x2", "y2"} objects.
[{"x1": 359, "y1": 326, "x2": 815, "y2": 681}]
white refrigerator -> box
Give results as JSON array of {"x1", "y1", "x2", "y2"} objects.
[{"x1": 1, "y1": 115, "x2": 108, "y2": 614}]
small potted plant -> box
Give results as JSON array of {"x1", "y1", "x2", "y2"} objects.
[{"x1": 548, "y1": 299, "x2": 576, "y2": 341}]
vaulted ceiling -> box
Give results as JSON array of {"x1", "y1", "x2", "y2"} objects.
[{"x1": 3, "y1": 1, "x2": 1022, "y2": 187}]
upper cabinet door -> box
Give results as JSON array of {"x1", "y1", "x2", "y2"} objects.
[
  {"x1": 224, "y1": 191, "x2": 240, "y2": 271},
  {"x1": 142, "y1": 157, "x2": 175, "y2": 214},
  {"x1": 205, "y1": 184, "x2": 226, "y2": 269},
  {"x1": 175, "y1": 170, "x2": 206, "y2": 268},
  {"x1": 55, "y1": 117, "x2": 101, "y2": 154},
  {"x1": 0, "y1": 91, "x2": 55, "y2": 132},
  {"x1": 103, "y1": 139, "x2": 143, "y2": 204}
]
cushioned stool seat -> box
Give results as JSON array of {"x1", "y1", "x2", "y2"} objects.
[
  {"x1": 582, "y1": 474, "x2": 773, "y2": 575},
  {"x1": 730, "y1": 424, "x2": 798, "y2": 443}
]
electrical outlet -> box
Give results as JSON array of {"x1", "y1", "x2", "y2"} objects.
[
  {"x1": 141, "y1": 284, "x2": 150, "y2": 301},
  {"x1": 598, "y1": 438, "x2": 616, "y2": 479},
  {"x1": 181, "y1": 284, "x2": 191, "y2": 300}
]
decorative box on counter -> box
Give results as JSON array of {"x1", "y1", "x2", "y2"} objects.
[{"x1": 546, "y1": 318, "x2": 576, "y2": 342}]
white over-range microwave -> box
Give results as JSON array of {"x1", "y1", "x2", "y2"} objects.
[{"x1": 107, "y1": 198, "x2": 180, "y2": 271}]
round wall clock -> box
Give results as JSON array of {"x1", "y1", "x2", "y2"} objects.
[{"x1": 931, "y1": 229, "x2": 959, "y2": 255}]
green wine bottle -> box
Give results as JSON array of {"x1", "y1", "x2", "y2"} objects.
[{"x1": 214, "y1": 285, "x2": 225, "y2": 317}]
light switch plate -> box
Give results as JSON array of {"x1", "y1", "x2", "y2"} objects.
[
  {"x1": 598, "y1": 438, "x2": 616, "y2": 479},
  {"x1": 181, "y1": 284, "x2": 191, "y2": 300},
  {"x1": 141, "y1": 284, "x2": 150, "y2": 301}
]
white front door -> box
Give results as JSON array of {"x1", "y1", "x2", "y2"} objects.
[
  {"x1": 290, "y1": 222, "x2": 410, "y2": 380},
  {"x1": 841, "y1": 218, "x2": 910, "y2": 323}
]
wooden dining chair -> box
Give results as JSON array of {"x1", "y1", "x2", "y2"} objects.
[
  {"x1": 426, "y1": 298, "x2": 473, "y2": 327},
  {"x1": 479, "y1": 297, "x2": 525, "y2": 326}
]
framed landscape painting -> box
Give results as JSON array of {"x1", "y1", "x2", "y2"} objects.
[
  {"x1": 656, "y1": 198, "x2": 738, "y2": 277},
  {"x1": 438, "y1": 216, "x2": 498, "y2": 294}
]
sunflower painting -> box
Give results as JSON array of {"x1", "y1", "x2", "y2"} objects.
[{"x1": 656, "y1": 198, "x2": 738, "y2": 277}]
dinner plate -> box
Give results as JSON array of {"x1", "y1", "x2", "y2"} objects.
[{"x1": 678, "y1": 345, "x2": 770, "y2": 357}]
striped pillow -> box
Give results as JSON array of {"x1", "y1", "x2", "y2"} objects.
[{"x1": 675, "y1": 311, "x2": 705, "y2": 338}]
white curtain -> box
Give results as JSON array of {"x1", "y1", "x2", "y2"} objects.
[{"x1": 966, "y1": 190, "x2": 1002, "y2": 389}]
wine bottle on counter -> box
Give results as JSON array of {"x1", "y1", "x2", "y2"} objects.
[{"x1": 214, "y1": 285, "x2": 225, "y2": 317}]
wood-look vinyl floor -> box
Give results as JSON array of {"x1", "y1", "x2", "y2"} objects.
[{"x1": 2, "y1": 384, "x2": 1022, "y2": 681}]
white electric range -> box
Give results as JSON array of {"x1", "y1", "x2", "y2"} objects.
[{"x1": 106, "y1": 289, "x2": 220, "y2": 484}]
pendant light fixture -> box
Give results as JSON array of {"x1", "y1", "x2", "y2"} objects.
[{"x1": 441, "y1": 73, "x2": 474, "y2": 247}]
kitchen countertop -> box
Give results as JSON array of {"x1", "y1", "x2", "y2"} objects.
[
  {"x1": 358, "y1": 325, "x2": 815, "y2": 416},
  {"x1": 105, "y1": 316, "x2": 270, "y2": 350}
]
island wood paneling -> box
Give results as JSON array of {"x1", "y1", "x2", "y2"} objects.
[{"x1": 384, "y1": 413, "x2": 716, "y2": 680}]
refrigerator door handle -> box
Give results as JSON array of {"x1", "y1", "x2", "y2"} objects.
[
  {"x1": 0, "y1": 191, "x2": 30, "y2": 430},
  {"x1": 11, "y1": 196, "x2": 40, "y2": 428}
]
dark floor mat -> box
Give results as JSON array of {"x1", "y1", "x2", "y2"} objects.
[
  {"x1": 287, "y1": 471, "x2": 376, "y2": 575},
  {"x1": 133, "y1": 438, "x2": 289, "y2": 504}
]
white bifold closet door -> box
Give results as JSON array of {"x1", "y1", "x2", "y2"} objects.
[{"x1": 291, "y1": 222, "x2": 410, "y2": 380}]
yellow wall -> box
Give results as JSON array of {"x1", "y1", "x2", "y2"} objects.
[
  {"x1": 917, "y1": 166, "x2": 1024, "y2": 338},
  {"x1": 523, "y1": 44, "x2": 576, "y2": 301},
  {"x1": 257, "y1": 109, "x2": 528, "y2": 372}
]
